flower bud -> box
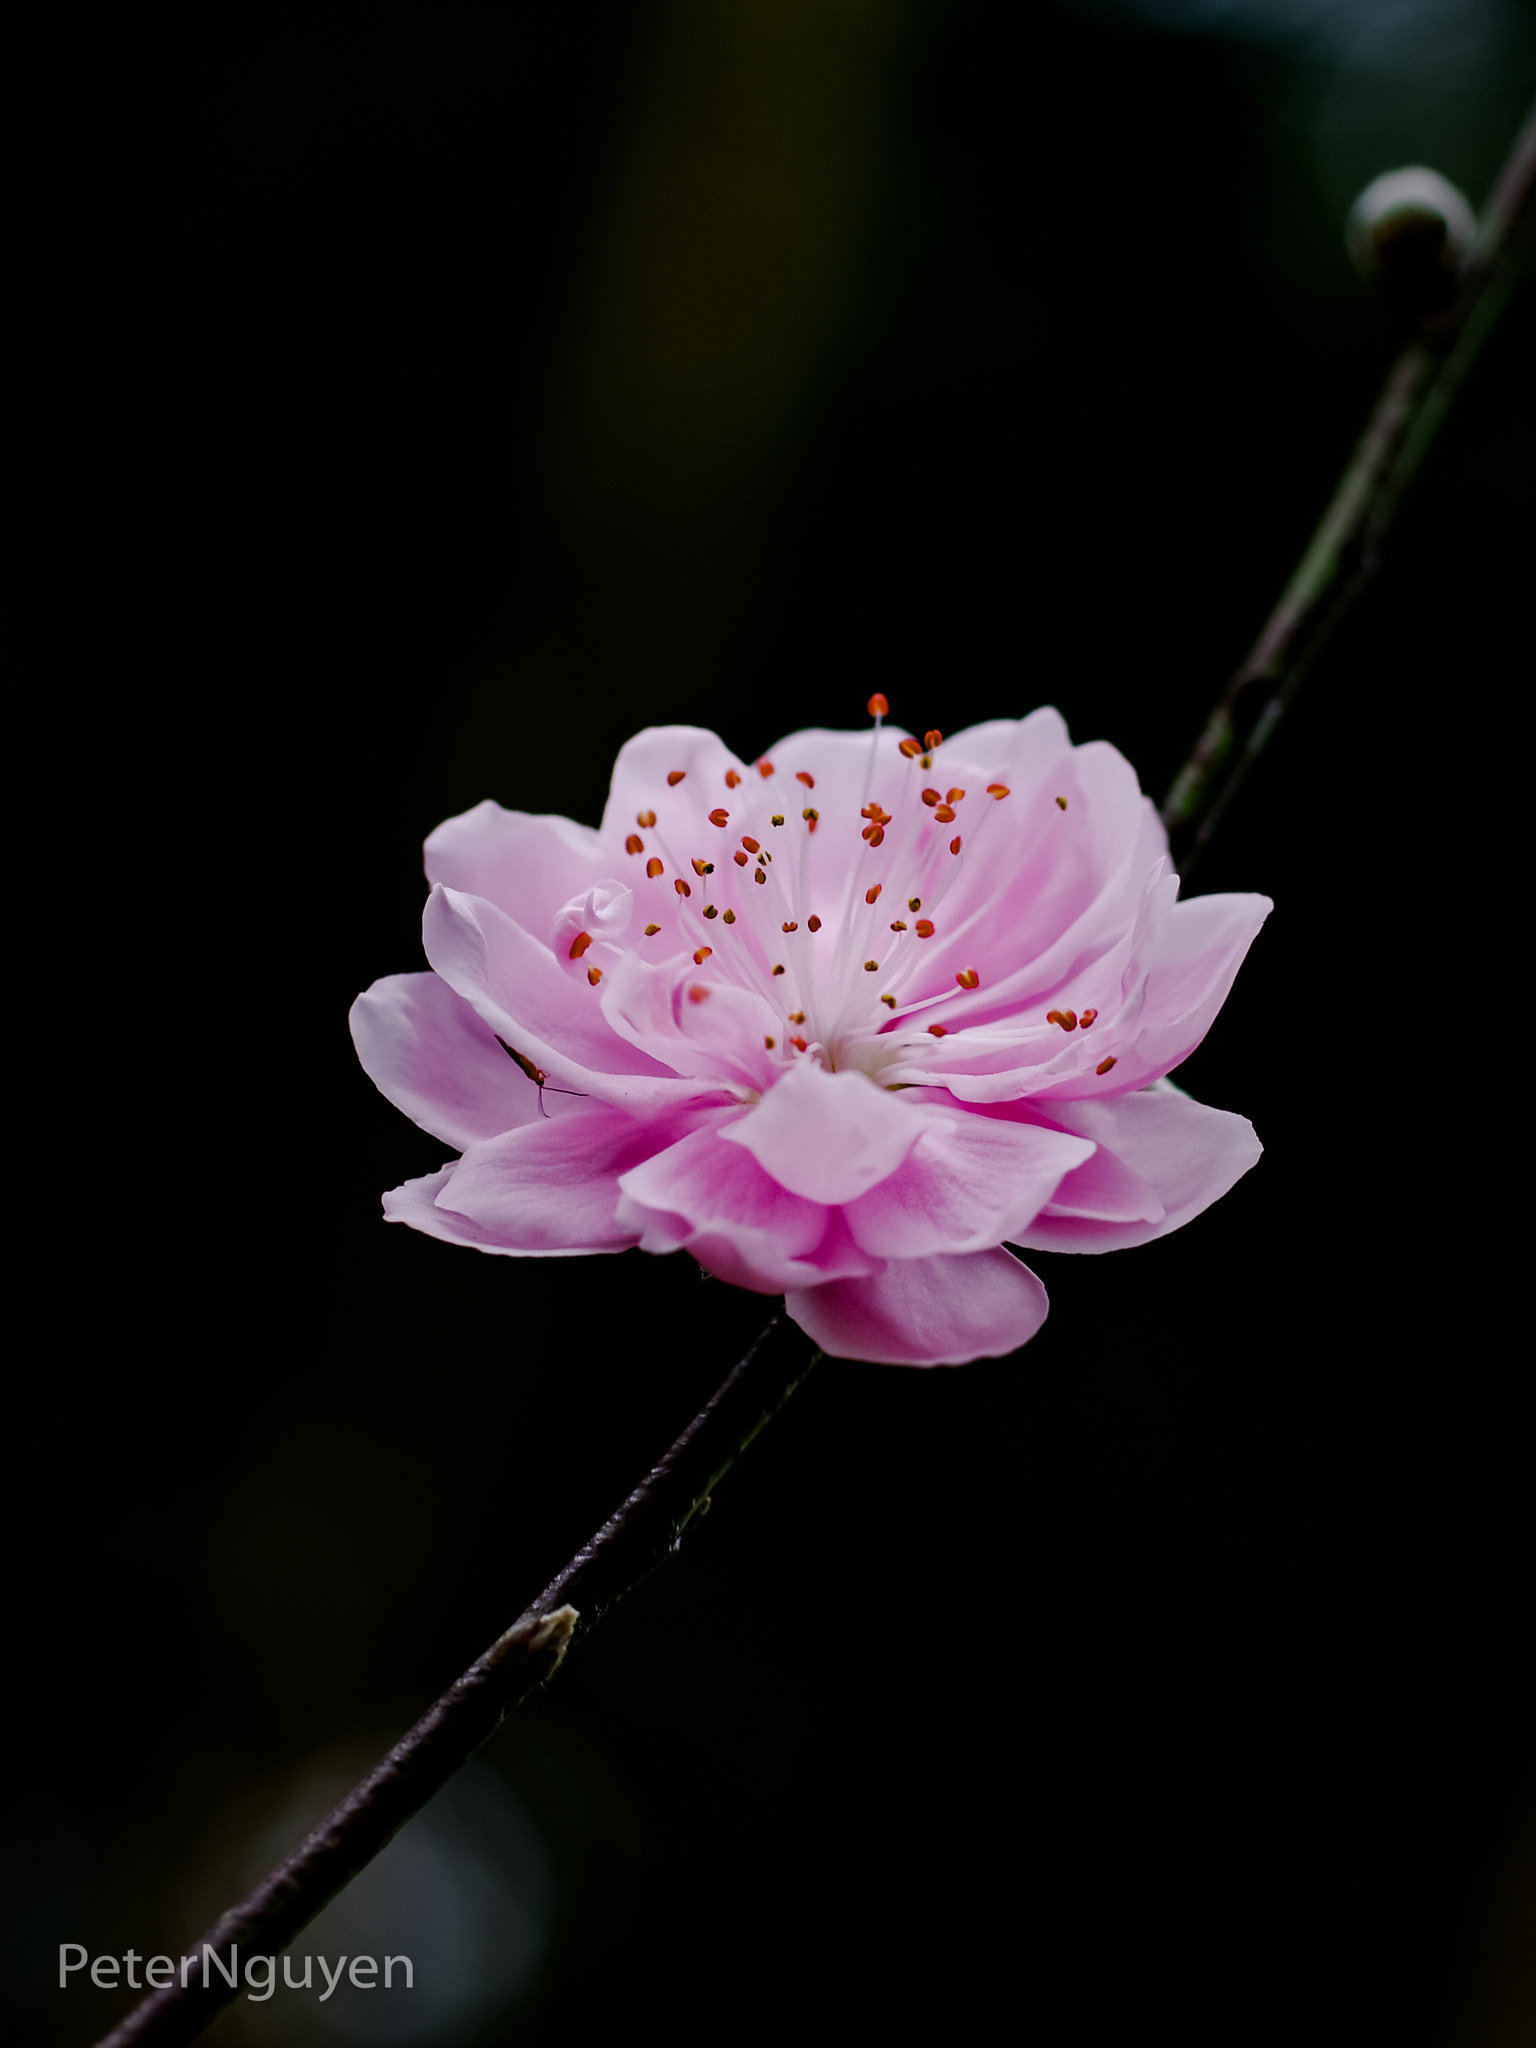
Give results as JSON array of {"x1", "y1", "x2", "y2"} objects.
[{"x1": 1346, "y1": 166, "x2": 1476, "y2": 317}]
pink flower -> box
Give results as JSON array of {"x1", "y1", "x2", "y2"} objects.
[{"x1": 351, "y1": 709, "x2": 1270, "y2": 1364}]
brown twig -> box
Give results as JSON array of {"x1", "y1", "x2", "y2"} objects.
[
  {"x1": 1160, "y1": 98, "x2": 1536, "y2": 878},
  {"x1": 92, "y1": 1311, "x2": 820, "y2": 2048}
]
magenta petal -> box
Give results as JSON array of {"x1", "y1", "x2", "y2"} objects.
[
  {"x1": 721, "y1": 1060, "x2": 922, "y2": 1204},
  {"x1": 350, "y1": 971, "x2": 534, "y2": 1148},
  {"x1": 616, "y1": 1123, "x2": 879, "y2": 1293},
  {"x1": 785, "y1": 1246, "x2": 1050, "y2": 1365},
  {"x1": 1014, "y1": 1079, "x2": 1261, "y2": 1252},
  {"x1": 843, "y1": 1109, "x2": 1095, "y2": 1257}
]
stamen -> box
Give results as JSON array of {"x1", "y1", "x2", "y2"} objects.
[
  {"x1": 898, "y1": 738, "x2": 922, "y2": 759},
  {"x1": 668, "y1": 770, "x2": 686, "y2": 786},
  {"x1": 741, "y1": 836, "x2": 760, "y2": 853},
  {"x1": 771, "y1": 813, "x2": 785, "y2": 827},
  {"x1": 694, "y1": 947, "x2": 713, "y2": 964},
  {"x1": 866, "y1": 826, "x2": 885, "y2": 846},
  {"x1": 625, "y1": 834, "x2": 644, "y2": 855},
  {"x1": 791, "y1": 1035, "x2": 808, "y2": 1051},
  {"x1": 772, "y1": 964, "x2": 786, "y2": 976},
  {"x1": 864, "y1": 960, "x2": 879, "y2": 973},
  {"x1": 722, "y1": 909, "x2": 737, "y2": 924},
  {"x1": 927, "y1": 1024, "x2": 947, "y2": 1037},
  {"x1": 725, "y1": 769, "x2": 742, "y2": 788},
  {"x1": 754, "y1": 868, "x2": 767, "y2": 885},
  {"x1": 934, "y1": 805, "x2": 955, "y2": 823},
  {"x1": 1056, "y1": 796, "x2": 1068, "y2": 810},
  {"x1": 568, "y1": 932, "x2": 593, "y2": 959},
  {"x1": 796, "y1": 771, "x2": 815, "y2": 789},
  {"x1": 889, "y1": 921, "x2": 907, "y2": 931},
  {"x1": 758, "y1": 758, "x2": 775, "y2": 777},
  {"x1": 1079, "y1": 1008, "x2": 1098, "y2": 1028},
  {"x1": 921, "y1": 789, "x2": 940, "y2": 807},
  {"x1": 782, "y1": 921, "x2": 798, "y2": 933},
  {"x1": 987, "y1": 784, "x2": 1009, "y2": 800},
  {"x1": 587, "y1": 965, "x2": 603, "y2": 986},
  {"x1": 734, "y1": 850, "x2": 749, "y2": 866},
  {"x1": 688, "y1": 984, "x2": 709, "y2": 1003},
  {"x1": 691, "y1": 858, "x2": 710, "y2": 876},
  {"x1": 764, "y1": 1035, "x2": 776, "y2": 1049},
  {"x1": 709, "y1": 809, "x2": 730, "y2": 827},
  {"x1": 703, "y1": 904, "x2": 719, "y2": 920},
  {"x1": 881, "y1": 993, "x2": 897, "y2": 1008},
  {"x1": 865, "y1": 885, "x2": 882, "y2": 904},
  {"x1": 789, "y1": 1012, "x2": 805, "y2": 1024},
  {"x1": 1096, "y1": 1055, "x2": 1117, "y2": 1074},
  {"x1": 946, "y1": 788, "x2": 965, "y2": 803},
  {"x1": 646, "y1": 857, "x2": 664, "y2": 879},
  {"x1": 644, "y1": 923, "x2": 661, "y2": 936},
  {"x1": 802, "y1": 807, "x2": 819, "y2": 831},
  {"x1": 674, "y1": 878, "x2": 691, "y2": 897},
  {"x1": 807, "y1": 915, "x2": 822, "y2": 932},
  {"x1": 955, "y1": 968, "x2": 979, "y2": 989},
  {"x1": 914, "y1": 920, "x2": 935, "y2": 938},
  {"x1": 949, "y1": 836, "x2": 962, "y2": 855},
  {"x1": 1045, "y1": 1010, "x2": 1078, "y2": 1030},
  {"x1": 867, "y1": 693, "x2": 889, "y2": 718},
  {"x1": 924, "y1": 730, "x2": 943, "y2": 750},
  {"x1": 637, "y1": 809, "x2": 657, "y2": 827},
  {"x1": 908, "y1": 897, "x2": 922, "y2": 912}
]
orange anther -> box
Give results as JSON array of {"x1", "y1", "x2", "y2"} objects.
[
  {"x1": 949, "y1": 836, "x2": 963, "y2": 855},
  {"x1": 691, "y1": 857, "x2": 709, "y2": 876},
  {"x1": 1096, "y1": 1055, "x2": 1117, "y2": 1075},
  {"x1": 865, "y1": 884, "x2": 882, "y2": 905},
  {"x1": 646, "y1": 857, "x2": 664, "y2": 879},
  {"x1": 733, "y1": 850, "x2": 748, "y2": 866},
  {"x1": 770, "y1": 813, "x2": 785, "y2": 826},
  {"x1": 1079, "y1": 1008, "x2": 1098, "y2": 1028},
  {"x1": 709, "y1": 808, "x2": 729, "y2": 827},
  {"x1": 782, "y1": 921, "x2": 798, "y2": 933},
  {"x1": 741, "y1": 836, "x2": 760, "y2": 853},
  {"x1": 914, "y1": 919, "x2": 935, "y2": 938},
  {"x1": 725, "y1": 769, "x2": 741, "y2": 788},
  {"x1": 803, "y1": 809, "x2": 819, "y2": 831},
  {"x1": 754, "y1": 868, "x2": 767, "y2": 885},
  {"x1": 703, "y1": 904, "x2": 719, "y2": 920},
  {"x1": 881, "y1": 993, "x2": 897, "y2": 1008},
  {"x1": 867, "y1": 693, "x2": 889, "y2": 717},
  {"x1": 987, "y1": 784, "x2": 1009, "y2": 799},
  {"x1": 1055, "y1": 796, "x2": 1068, "y2": 810},
  {"x1": 927, "y1": 1024, "x2": 947, "y2": 1037},
  {"x1": 955, "y1": 968, "x2": 979, "y2": 989},
  {"x1": 637, "y1": 809, "x2": 657, "y2": 827},
  {"x1": 789, "y1": 1011, "x2": 805, "y2": 1024},
  {"x1": 806, "y1": 915, "x2": 822, "y2": 933},
  {"x1": 674, "y1": 878, "x2": 691, "y2": 897},
  {"x1": 934, "y1": 805, "x2": 956, "y2": 823},
  {"x1": 946, "y1": 788, "x2": 965, "y2": 804},
  {"x1": 568, "y1": 932, "x2": 593, "y2": 959},
  {"x1": 1045, "y1": 1010, "x2": 1077, "y2": 1030},
  {"x1": 908, "y1": 896, "x2": 922, "y2": 911},
  {"x1": 688, "y1": 984, "x2": 709, "y2": 1003},
  {"x1": 643, "y1": 923, "x2": 661, "y2": 935},
  {"x1": 867, "y1": 825, "x2": 884, "y2": 846},
  {"x1": 889, "y1": 921, "x2": 907, "y2": 932},
  {"x1": 693, "y1": 947, "x2": 712, "y2": 964},
  {"x1": 758, "y1": 758, "x2": 775, "y2": 777},
  {"x1": 898, "y1": 738, "x2": 922, "y2": 758},
  {"x1": 587, "y1": 965, "x2": 603, "y2": 986},
  {"x1": 722, "y1": 909, "x2": 737, "y2": 924},
  {"x1": 667, "y1": 770, "x2": 686, "y2": 786},
  {"x1": 921, "y1": 789, "x2": 940, "y2": 807},
  {"x1": 924, "y1": 730, "x2": 943, "y2": 750},
  {"x1": 625, "y1": 834, "x2": 645, "y2": 855},
  {"x1": 796, "y1": 771, "x2": 815, "y2": 788},
  {"x1": 772, "y1": 963, "x2": 785, "y2": 976},
  {"x1": 764, "y1": 1035, "x2": 776, "y2": 1049},
  {"x1": 864, "y1": 960, "x2": 879, "y2": 973},
  {"x1": 791, "y1": 1035, "x2": 808, "y2": 1051}
]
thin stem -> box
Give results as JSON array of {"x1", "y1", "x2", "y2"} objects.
[
  {"x1": 1160, "y1": 98, "x2": 1536, "y2": 879},
  {"x1": 93, "y1": 1311, "x2": 820, "y2": 2048}
]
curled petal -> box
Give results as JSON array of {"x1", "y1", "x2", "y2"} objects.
[
  {"x1": 720, "y1": 1060, "x2": 922, "y2": 1205},
  {"x1": 350, "y1": 971, "x2": 534, "y2": 1148},
  {"x1": 785, "y1": 1246, "x2": 1049, "y2": 1365},
  {"x1": 425, "y1": 801, "x2": 605, "y2": 936}
]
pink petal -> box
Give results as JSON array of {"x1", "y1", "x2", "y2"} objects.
[
  {"x1": 1014, "y1": 1079, "x2": 1261, "y2": 1252},
  {"x1": 599, "y1": 950, "x2": 782, "y2": 1092},
  {"x1": 422, "y1": 885, "x2": 712, "y2": 1112},
  {"x1": 430, "y1": 1105, "x2": 678, "y2": 1252},
  {"x1": 842, "y1": 1106, "x2": 1095, "y2": 1257},
  {"x1": 425, "y1": 800, "x2": 606, "y2": 936},
  {"x1": 720, "y1": 1059, "x2": 923, "y2": 1204},
  {"x1": 350, "y1": 971, "x2": 536, "y2": 1148},
  {"x1": 785, "y1": 1246, "x2": 1050, "y2": 1365},
  {"x1": 382, "y1": 1163, "x2": 607, "y2": 1258},
  {"x1": 616, "y1": 1123, "x2": 880, "y2": 1293}
]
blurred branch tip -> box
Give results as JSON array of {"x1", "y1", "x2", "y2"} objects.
[{"x1": 1160, "y1": 93, "x2": 1536, "y2": 880}]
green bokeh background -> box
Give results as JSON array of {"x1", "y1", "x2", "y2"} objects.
[{"x1": 11, "y1": 2, "x2": 1535, "y2": 2043}]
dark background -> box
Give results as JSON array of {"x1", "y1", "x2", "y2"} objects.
[{"x1": 10, "y1": 2, "x2": 1535, "y2": 2043}]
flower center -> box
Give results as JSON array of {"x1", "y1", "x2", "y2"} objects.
[{"x1": 612, "y1": 700, "x2": 1010, "y2": 1081}]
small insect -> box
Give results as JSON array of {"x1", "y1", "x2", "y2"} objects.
[{"x1": 495, "y1": 1037, "x2": 588, "y2": 1116}]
